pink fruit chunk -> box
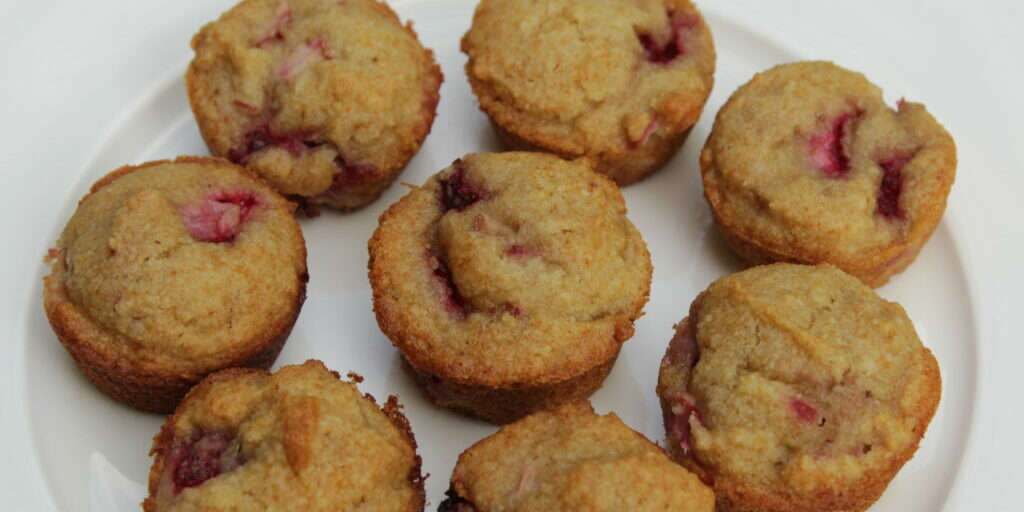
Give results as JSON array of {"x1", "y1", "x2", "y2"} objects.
[
  {"x1": 637, "y1": 12, "x2": 697, "y2": 64},
  {"x1": 255, "y1": 3, "x2": 291, "y2": 46},
  {"x1": 278, "y1": 38, "x2": 330, "y2": 81},
  {"x1": 505, "y1": 245, "x2": 539, "y2": 258},
  {"x1": 789, "y1": 397, "x2": 819, "y2": 424},
  {"x1": 179, "y1": 190, "x2": 260, "y2": 243},
  {"x1": 876, "y1": 154, "x2": 911, "y2": 220},
  {"x1": 168, "y1": 432, "x2": 242, "y2": 493},
  {"x1": 426, "y1": 250, "x2": 467, "y2": 318},
  {"x1": 227, "y1": 124, "x2": 321, "y2": 164},
  {"x1": 671, "y1": 395, "x2": 704, "y2": 454},
  {"x1": 628, "y1": 115, "x2": 660, "y2": 150},
  {"x1": 809, "y1": 112, "x2": 858, "y2": 178},
  {"x1": 439, "y1": 160, "x2": 486, "y2": 212}
]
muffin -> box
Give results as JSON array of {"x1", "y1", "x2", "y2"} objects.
[
  {"x1": 143, "y1": 360, "x2": 424, "y2": 512},
  {"x1": 439, "y1": 401, "x2": 714, "y2": 512},
  {"x1": 43, "y1": 157, "x2": 308, "y2": 413},
  {"x1": 462, "y1": 0, "x2": 715, "y2": 185},
  {"x1": 701, "y1": 61, "x2": 957, "y2": 287},
  {"x1": 369, "y1": 152, "x2": 652, "y2": 424},
  {"x1": 187, "y1": 0, "x2": 443, "y2": 211},
  {"x1": 656, "y1": 263, "x2": 942, "y2": 512}
]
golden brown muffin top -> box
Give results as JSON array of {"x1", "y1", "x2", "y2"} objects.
[
  {"x1": 462, "y1": 0, "x2": 714, "y2": 155},
  {"x1": 448, "y1": 401, "x2": 714, "y2": 512},
  {"x1": 370, "y1": 152, "x2": 651, "y2": 387},
  {"x1": 702, "y1": 61, "x2": 956, "y2": 263},
  {"x1": 188, "y1": 0, "x2": 441, "y2": 199},
  {"x1": 145, "y1": 360, "x2": 422, "y2": 512},
  {"x1": 661, "y1": 264, "x2": 941, "y2": 500},
  {"x1": 48, "y1": 157, "x2": 306, "y2": 376}
]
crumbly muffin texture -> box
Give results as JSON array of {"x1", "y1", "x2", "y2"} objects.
[
  {"x1": 144, "y1": 360, "x2": 423, "y2": 512},
  {"x1": 45, "y1": 158, "x2": 305, "y2": 377},
  {"x1": 463, "y1": 0, "x2": 715, "y2": 184},
  {"x1": 445, "y1": 402, "x2": 714, "y2": 512},
  {"x1": 701, "y1": 61, "x2": 956, "y2": 285},
  {"x1": 188, "y1": 0, "x2": 442, "y2": 209},
  {"x1": 370, "y1": 152, "x2": 651, "y2": 388},
  {"x1": 658, "y1": 264, "x2": 941, "y2": 512}
]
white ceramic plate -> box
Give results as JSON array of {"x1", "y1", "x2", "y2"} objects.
[{"x1": 3, "y1": 1, "x2": 1023, "y2": 510}]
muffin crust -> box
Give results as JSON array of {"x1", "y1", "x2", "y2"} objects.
[
  {"x1": 657, "y1": 264, "x2": 942, "y2": 512},
  {"x1": 43, "y1": 157, "x2": 307, "y2": 413},
  {"x1": 369, "y1": 152, "x2": 651, "y2": 423},
  {"x1": 188, "y1": 0, "x2": 442, "y2": 210},
  {"x1": 463, "y1": 0, "x2": 715, "y2": 185}
]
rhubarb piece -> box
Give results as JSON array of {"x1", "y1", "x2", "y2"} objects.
[
  {"x1": 789, "y1": 397, "x2": 819, "y2": 424},
  {"x1": 636, "y1": 12, "x2": 697, "y2": 64},
  {"x1": 439, "y1": 160, "x2": 486, "y2": 212},
  {"x1": 168, "y1": 432, "x2": 242, "y2": 493},
  {"x1": 255, "y1": 3, "x2": 291, "y2": 46},
  {"x1": 426, "y1": 251, "x2": 467, "y2": 318},
  {"x1": 179, "y1": 190, "x2": 261, "y2": 243},
  {"x1": 671, "y1": 395, "x2": 704, "y2": 454},
  {"x1": 278, "y1": 38, "x2": 329, "y2": 81},
  {"x1": 808, "y1": 112, "x2": 858, "y2": 178},
  {"x1": 227, "y1": 125, "x2": 321, "y2": 165},
  {"x1": 876, "y1": 154, "x2": 911, "y2": 220}
]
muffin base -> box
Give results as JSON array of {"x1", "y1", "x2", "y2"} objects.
[
  {"x1": 142, "y1": 365, "x2": 426, "y2": 512},
  {"x1": 488, "y1": 119, "x2": 694, "y2": 187},
  {"x1": 708, "y1": 206, "x2": 928, "y2": 288},
  {"x1": 43, "y1": 263, "x2": 306, "y2": 414},
  {"x1": 402, "y1": 349, "x2": 620, "y2": 425}
]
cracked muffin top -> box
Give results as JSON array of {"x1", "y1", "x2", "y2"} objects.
[
  {"x1": 462, "y1": 0, "x2": 715, "y2": 182},
  {"x1": 144, "y1": 360, "x2": 424, "y2": 512},
  {"x1": 441, "y1": 401, "x2": 714, "y2": 512},
  {"x1": 45, "y1": 157, "x2": 306, "y2": 376},
  {"x1": 369, "y1": 152, "x2": 651, "y2": 387},
  {"x1": 658, "y1": 263, "x2": 941, "y2": 511},
  {"x1": 701, "y1": 61, "x2": 956, "y2": 276},
  {"x1": 187, "y1": 0, "x2": 442, "y2": 209}
]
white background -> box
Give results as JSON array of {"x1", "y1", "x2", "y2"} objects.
[{"x1": 1, "y1": 1, "x2": 1022, "y2": 510}]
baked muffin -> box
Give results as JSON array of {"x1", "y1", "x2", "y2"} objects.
[
  {"x1": 143, "y1": 360, "x2": 424, "y2": 512},
  {"x1": 656, "y1": 263, "x2": 941, "y2": 512},
  {"x1": 701, "y1": 61, "x2": 957, "y2": 287},
  {"x1": 43, "y1": 157, "x2": 307, "y2": 413},
  {"x1": 187, "y1": 0, "x2": 443, "y2": 211},
  {"x1": 438, "y1": 401, "x2": 714, "y2": 512},
  {"x1": 369, "y1": 152, "x2": 652, "y2": 424},
  {"x1": 462, "y1": 0, "x2": 715, "y2": 185}
]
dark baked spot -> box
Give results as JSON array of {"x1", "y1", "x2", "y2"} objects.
[
  {"x1": 426, "y1": 250, "x2": 468, "y2": 318},
  {"x1": 179, "y1": 190, "x2": 261, "y2": 243},
  {"x1": 636, "y1": 11, "x2": 697, "y2": 64},
  {"x1": 439, "y1": 160, "x2": 486, "y2": 212},
  {"x1": 227, "y1": 124, "x2": 322, "y2": 165},
  {"x1": 876, "y1": 153, "x2": 913, "y2": 220},
  {"x1": 168, "y1": 431, "x2": 243, "y2": 493},
  {"x1": 808, "y1": 111, "x2": 860, "y2": 178},
  {"x1": 437, "y1": 488, "x2": 477, "y2": 512}
]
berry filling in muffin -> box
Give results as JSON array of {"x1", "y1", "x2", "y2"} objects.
[
  {"x1": 808, "y1": 111, "x2": 859, "y2": 178},
  {"x1": 636, "y1": 11, "x2": 698, "y2": 64},
  {"x1": 163, "y1": 431, "x2": 244, "y2": 494},
  {"x1": 178, "y1": 189, "x2": 261, "y2": 243}
]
